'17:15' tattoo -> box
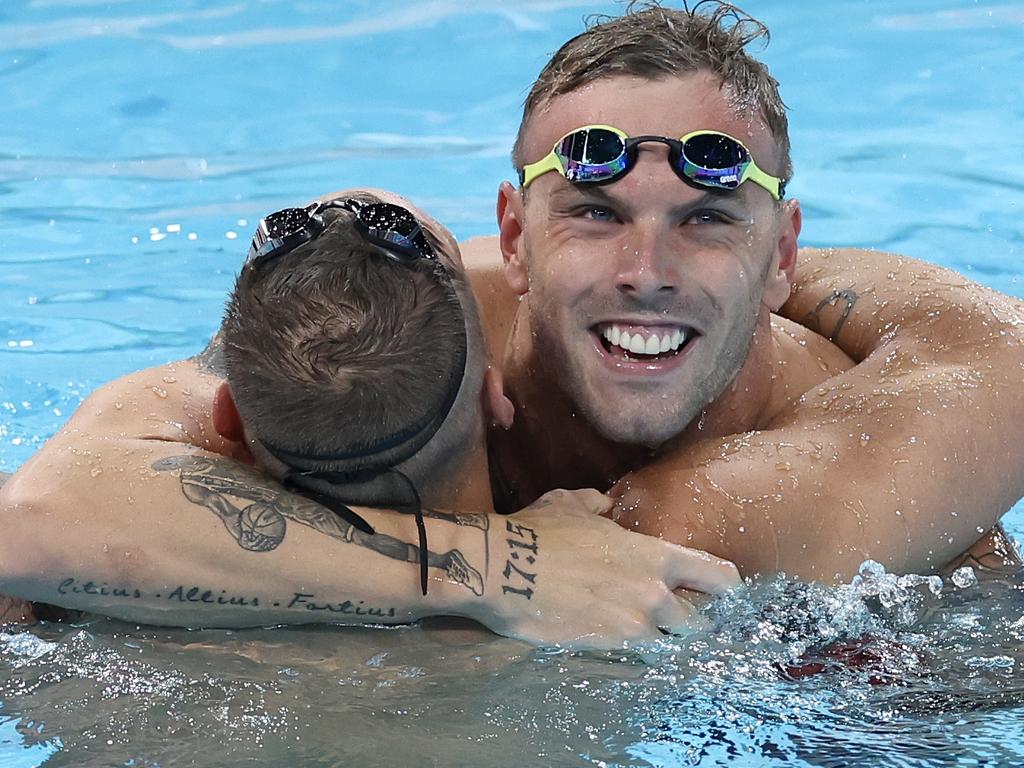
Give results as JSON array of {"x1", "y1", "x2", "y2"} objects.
[{"x1": 502, "y1": 520, "x2": 538, "y2": 599}]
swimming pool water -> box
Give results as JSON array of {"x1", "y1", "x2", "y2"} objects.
[{"x1": 1, "y1": 1, "x2": 1023, "y2": 766}]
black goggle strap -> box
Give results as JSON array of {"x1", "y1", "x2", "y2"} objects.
[{"x1": 283, "y1": 467, "x2": 429, "y2": 595}]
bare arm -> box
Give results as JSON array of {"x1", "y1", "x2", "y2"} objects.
[
  {"x1": 0, "y1": 363, "x2": 738, "y2": 646},
  {"x1": 613, "y1": 249, "x2": 1024, "y2": 581}
]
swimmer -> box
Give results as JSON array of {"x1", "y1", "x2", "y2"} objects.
[
  {"x1": 468, "y1": 0, "x2": 1024, "y2": 580},
  {"x1": 0, "y1": 190, "x2": 739, "y2": 647},
  {"x1": 2, "y1": 1, "x2": 1022, "y2": 646}
]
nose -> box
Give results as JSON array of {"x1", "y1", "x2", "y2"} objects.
[{"x1": 613, "y1": 220, "x2": 681, "y2": 301}]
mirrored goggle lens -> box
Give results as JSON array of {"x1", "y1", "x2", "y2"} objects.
[
  {"x1": 681, "y1": 133, "x2": 749, "y2": 189},
  {"x1": 556, "y1": 129, "x2": 629, "y2": 183},
  {"x1": 357, "y1": 203, "x2": 434, "y2": 259},
  {"x1": 263, "y1": 207, "x2": 313, "y2": 239}
]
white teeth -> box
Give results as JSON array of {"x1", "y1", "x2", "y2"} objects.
[{"x1": 600, "y1": 324, "x2": 691, "y2": 356}]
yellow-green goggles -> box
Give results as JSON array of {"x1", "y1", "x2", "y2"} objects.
[{"x1": 519, "y1": 124, "x2": 785, "y2": 200}]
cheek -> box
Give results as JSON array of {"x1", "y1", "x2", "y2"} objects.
[{"x1": 525, "y1": 239, "x2": 596, "y2": 303}]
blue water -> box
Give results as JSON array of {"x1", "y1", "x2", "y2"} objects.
[{"x1": 1, "y1": 1, "x2": 1023, "y2": 766}]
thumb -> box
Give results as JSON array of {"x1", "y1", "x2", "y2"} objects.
[{"x1": 576, "y1": 489, "x2": 614, "y2": 516}]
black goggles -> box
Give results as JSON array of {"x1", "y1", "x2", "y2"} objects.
[
  {"x1": 246, "y1": 198, "x2": 437, "y2": 267},
  {"x1": 519, "y1": 125, "x2": 785, "y2": 200}
]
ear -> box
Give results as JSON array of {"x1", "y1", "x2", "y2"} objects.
[
  {"x1": 497, "y1": 181, "x2": 529, "y2": 296},
  {"x1": 212, "y1": 382, "x2": 247, "y2": 443},
  {"x1": 763, "y1": 198, "x2": 802, "y2": 311},
  {"x1": 481, "y1": 365, "x2": 515, "y2": 429}
]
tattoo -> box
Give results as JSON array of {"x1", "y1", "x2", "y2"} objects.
[
  {"x1": 152, "y1": 454, "x2": 486, "y2": 595},
  {"x1": 943, "y1": 525, "x2": 1024, "y2": 578},
  {"x1": 287, "y1": 593, "x2": 396, "y2": 618},
  {"x1": 164, "y1": 585, "x2": 259, "y2": 606},
  {"x1": 54, "y1": 576, "x2": 397, "y2": 618},
  {"x1": 423, "y1": 509, "x2": 490, "y2": 531},
  {"x1": 58, "y1": 577, "x2": 142, "y2": 600},
  {"x1": 803, "y1": 287, "x2": 859, "y2": 341},
  {"x1": 501, "y1": 519, "x2": 538, "y2": 600},
  {"x1": 190, "y1": 331, "x2": 226, "y2": 377}
]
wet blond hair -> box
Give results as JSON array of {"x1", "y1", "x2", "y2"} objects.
[{"x1": 513, "y1": 0, "x2": 791, "y2": 181}]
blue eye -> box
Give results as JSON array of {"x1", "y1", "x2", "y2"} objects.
[{"x1": 581, "y1": 206, "x2": 618, "y2": 223}]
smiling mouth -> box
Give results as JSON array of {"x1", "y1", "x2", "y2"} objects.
[{"x1": 594, "y1": 323, "x2": 697, "y2": 362}]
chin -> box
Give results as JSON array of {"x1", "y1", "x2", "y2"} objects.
[{"x1": 580, "y1": 399, "x2": 698, "y2": 447}]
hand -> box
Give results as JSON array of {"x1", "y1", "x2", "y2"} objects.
[{"x1": 469, "y1": 489, "x2": 741, "y2": 649}]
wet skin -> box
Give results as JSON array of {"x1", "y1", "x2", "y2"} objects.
[{"x1": 474, "y1": 72, "x2": 1024, "y2": 580}]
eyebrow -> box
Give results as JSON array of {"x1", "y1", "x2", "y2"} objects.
[{"x1": 549, "y1": 183, "x2": 753, "y2": 219}]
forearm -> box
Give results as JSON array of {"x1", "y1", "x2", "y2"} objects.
[
  {"x1": 784, "y1": 247, "x2": 1024, "y2": 362},
  {"x1": 615, "y1": 353, "x2": 1024, "y2": 582},
  {"x1": 0, "y1": 443, "x2": 487, "y2": 628}
]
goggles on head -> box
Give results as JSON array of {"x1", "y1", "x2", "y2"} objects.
[
  {"x1": 519, "y1": 125, "x2": 785, "y2": 200},
  {"x1": 246, "y1": 198, "x2": 437, "y2": 268}
]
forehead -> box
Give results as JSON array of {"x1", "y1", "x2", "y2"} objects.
[{"x1": 523, "y1": 73, "x2": 779, "y2": 168}]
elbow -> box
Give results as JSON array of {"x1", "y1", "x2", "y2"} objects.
[{"x1": 0, "y1": 475, "x2": 60, "y2": 592}]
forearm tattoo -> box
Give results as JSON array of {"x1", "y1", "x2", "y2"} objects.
[
  {"x1": 152, "y1": 454, "x2": 486, "y2": 596},
  {"x1": 501, "y1": 519, "x2": 538, "y2": 600},
  {"x1": 803, "y1": 287, "x2": 859, "y2": 341}
]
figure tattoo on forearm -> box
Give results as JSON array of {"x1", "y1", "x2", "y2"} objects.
[
  {"x1": 152, "y1": 454, "x2": 487, "y2": 595},
  {"x1": 804, "y1": 287, "x2": 859, "y2": 341}
]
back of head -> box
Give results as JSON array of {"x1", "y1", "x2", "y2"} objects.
[
  {"x1": 513, "y1": 0, "x2": 791, "y2": 180},
  {"x1": 222, "y1": 206, "x2": 473, "y2": 490}
]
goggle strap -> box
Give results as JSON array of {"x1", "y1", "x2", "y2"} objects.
[
  {"x1": 742, "y1": 163, "x2": 783, "y2": 200},
  {"x1": 521, "y1": 152, "x2": 566, "y2": 188}
]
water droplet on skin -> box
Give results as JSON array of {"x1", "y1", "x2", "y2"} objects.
[
  {"x1": 114, "y1": 402, "x2": 123, "y2": 410},
  {"x1": 151, "y1": 387, "x2": 168, "y2": 399},
  {"x1": 859, "y1": 433, "x2": 870, "y2": 447},
  {"x1": 90, "y1": 466, "x2": 102, "y2": 478},
  {"x1": 162, "y1": 376, "x2": 177, "y2": 384}
]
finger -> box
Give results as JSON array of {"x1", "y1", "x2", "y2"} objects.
[
  {"x1": 575, "y1": 489, "x2": 614, "y2": 516},
  {"x1": 660, "y1": 542, "x2": 742, "y2": 595},
  {"x1": 536, "y1": 488, "x2": 613, "y2": 517},
  {"x1": 653, "y1": 592, "x2": 708, "y2": 636}
]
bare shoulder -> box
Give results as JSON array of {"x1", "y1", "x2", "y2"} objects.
[
  {"x1": 61, "y1": 360, "x2": 215, "y2": 438},
  {"x1": 460, "y1": 234, "x2": 521, "y2": 357}
]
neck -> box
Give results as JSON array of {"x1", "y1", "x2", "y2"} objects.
[
  {"x1": 490, "y1": 307, "x2": 653, "y2": 506},
  {"x1": 668, "y1": 307, "x2": 782, "y2": 445}
]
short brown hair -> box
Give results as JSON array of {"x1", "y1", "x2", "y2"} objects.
[
  {"x1": 222, "y1": 207, "x2": 467, "y2": 474},
  {"x1": 513, "y1": 0, "x2": 791, "y2": 180}
]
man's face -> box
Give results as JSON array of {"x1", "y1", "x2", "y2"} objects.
[{"x1": 507, "y1": 73, "x2": 794, "y2": 446}]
